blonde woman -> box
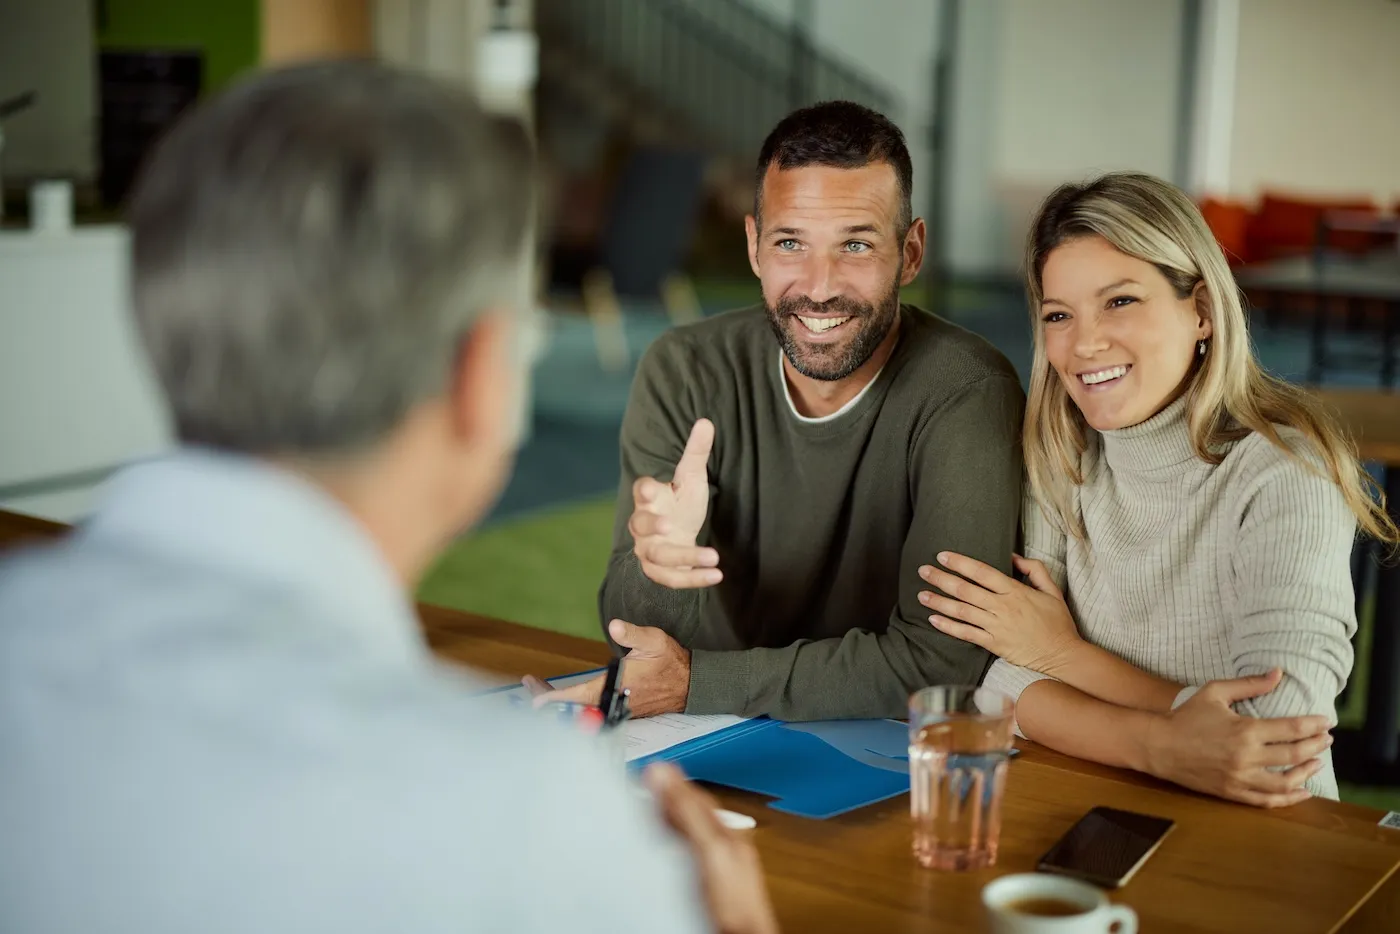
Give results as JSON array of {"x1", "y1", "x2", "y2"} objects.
[{"x1": 918, "y1": 172, "x2": 1398, "y2": 805}]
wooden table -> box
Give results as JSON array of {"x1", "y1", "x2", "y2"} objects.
[
  {"x1": 426, "y1": 606, "x2": 1400, "y2": 933},
  {"x1": 1314, "y1": 389, "x2": 1400, "y2": 785},
  {"x1": 1315, "y1": 389, "x2": 1400, "y2": 466},
  {"x1": 6, "y1": 511, "x2": 1400, "y2": 932}
]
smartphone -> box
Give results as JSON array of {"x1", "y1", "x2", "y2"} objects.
[{"x1": 1036, "y1": 806, "x2": 1175, "y2": 888}]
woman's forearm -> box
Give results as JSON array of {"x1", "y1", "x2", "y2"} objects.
[
  {"x1": 1016, "y1": 678, "x2": 1161, "y2": 772},
  {"x1": 1044, "y1": 641, "x2": 1184, "y2": 713}
]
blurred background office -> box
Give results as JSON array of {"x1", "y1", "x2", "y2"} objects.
[{"x1": 2, "y1": 0, "x2": 1397, "y2": 802}]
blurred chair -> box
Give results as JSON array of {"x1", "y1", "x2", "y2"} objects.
[
  {"x1": 1247, "y1": 191, "x2": 1379, "y2": 262},
  {"x1": 552, "y1": 145, "x2": 708, "y2": 372},
  {"x1": 1199, "y1": 197, "x2": 1253, "y2": 266}
]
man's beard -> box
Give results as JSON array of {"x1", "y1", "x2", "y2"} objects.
[{"x1": 765, "y1": 273, "x2": 901, "y2": 382}]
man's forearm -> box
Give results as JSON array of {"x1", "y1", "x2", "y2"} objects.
[
  {"x1": 1016, "y1": 679, "x2": 1160, "y2": 773},
  {"x1": 687, "y1": 623, "x2": 990, "y2": 720},
  {"x1": 599, "y1": 552, "x2": 704, "y2": 645}
]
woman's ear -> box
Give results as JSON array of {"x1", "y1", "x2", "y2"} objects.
[{"x1": 1193, "y1": 281, "x2": 1213, "y2": 340}]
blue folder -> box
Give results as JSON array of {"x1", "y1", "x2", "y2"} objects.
[
  {"x1": 500, "y1": 669, "x2": 1012, "y2": 820},
  {"x1": 632, "y1": 717, "x2": 914, "y2": 819}
]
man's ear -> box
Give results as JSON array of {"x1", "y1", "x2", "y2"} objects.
[
  {"x1": 900, "y1": 217, "x2": 927, "y2": 285},
  {"x1": 745, "y1": 214, "x2": 763, "y2": 279},
  {"x1": 447, "y1": 309, "x2": 518, "y2": 452}
]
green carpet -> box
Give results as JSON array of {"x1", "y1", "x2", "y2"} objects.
[
  {"x1": 421, "y1": 498, "x2": 1398, "y2": 812},
  {"x1": 417, "y1": 497, "x2": 614, "y2": 642}
]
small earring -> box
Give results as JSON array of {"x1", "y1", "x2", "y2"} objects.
[{"x1": 1197, "y1": 339, "x2": 1207, "y2": 357}]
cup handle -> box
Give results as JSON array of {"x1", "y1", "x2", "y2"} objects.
[{"x1": 1105, "y1": 905, "x2": 1138, "y2": 934}]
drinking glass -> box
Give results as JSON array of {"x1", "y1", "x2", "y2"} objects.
[{"x1": 909, "y1": 685, "x2": 1014, "y2": 870}]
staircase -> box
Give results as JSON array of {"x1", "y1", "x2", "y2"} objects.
[{"x1": 534, "y1": 0, "x2": 899, "y2": 218}]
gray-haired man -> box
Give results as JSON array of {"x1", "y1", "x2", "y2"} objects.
[{"x1": 0, "y1": 62, "x2": 774, "y2": 934}]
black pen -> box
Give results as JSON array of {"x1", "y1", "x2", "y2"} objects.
[
  {"x1": 605, "y1": 688, "x2": 632, "y2": 730},
  {"x1": 597, "y1": 656, "x2": 622, "y2": 725}
]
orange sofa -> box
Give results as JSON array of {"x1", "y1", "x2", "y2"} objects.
[{"x1": 1199, "y1": 192, "x2": 1395, "y2": 267}]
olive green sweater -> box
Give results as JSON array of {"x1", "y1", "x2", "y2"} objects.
[{"x1": 598, "y1": 304, "x2": 1025, "y2": 720}]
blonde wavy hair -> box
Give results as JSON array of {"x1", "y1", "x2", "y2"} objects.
[{"x1": 1022, "y1": 172, "x2": 1397, "y2": 547}]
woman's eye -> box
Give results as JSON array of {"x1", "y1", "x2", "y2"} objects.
[
  {"x1": 1042, "y1": 312, "x2": 1068, "y2": 324},
  {"x1": 1108, "y1": 295, "x2": 1138, "y2": 308}
]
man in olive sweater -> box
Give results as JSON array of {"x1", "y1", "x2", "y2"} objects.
[{"x1": 536, "y1": 102, "x2": 1024, "y2": 721}]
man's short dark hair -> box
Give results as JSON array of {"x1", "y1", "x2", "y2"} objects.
[
  {"x1": 128, "y1": 60, "x2": 534, "y2": 456},
  {"x1": 753, "y1": 100, "x2": 913, "y2": 235}
]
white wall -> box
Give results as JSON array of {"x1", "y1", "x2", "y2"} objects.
[
  {"x1": 0, "y1": 0, "x2": 96, "y2": 181},
  {"x1": 954, "y1": 0, "x2": 1187, "y2": 273},
  {"x1": 994, "y1": 0, "x2": 1183, "y2": 186},
  {"x1": 1228, "y1": 0, "x2": 1400, "y2": 204},
  {"x1": 0, "y1": 228, "x2": 173, "y2": 522}
]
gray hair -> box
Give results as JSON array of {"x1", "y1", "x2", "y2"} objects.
[{"x1": 128, "y1": 60, "x2": 534, "y2": 455}]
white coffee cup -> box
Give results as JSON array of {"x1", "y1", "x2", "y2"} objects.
[{"x1": 982, "y1": 873, "x2": 1137, "y2": 933}]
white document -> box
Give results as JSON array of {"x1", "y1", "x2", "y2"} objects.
[
  {"x1": 619, "y1": 712, "x2": 748, "y2": 762},
  {"x1": 486, "y1": 670, "x2": 748, "y2": 762}
]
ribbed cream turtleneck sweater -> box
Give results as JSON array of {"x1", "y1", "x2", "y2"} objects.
[{"x1": 984, "y1": 396, "x2": 1357, "y2": 799}]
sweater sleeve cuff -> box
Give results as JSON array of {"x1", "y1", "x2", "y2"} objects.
[
  {"x1": 981, "y1": 658, "x2": 1054, "y2": 739},
  {"x1": 1171, "y1": 684, "x2": 1201, "y2": 710},
  {"x1": 685, "y1": 649, "x2": 751, "y2": 715}
]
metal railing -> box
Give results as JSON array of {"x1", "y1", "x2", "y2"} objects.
[{"x1": 536, "y1": 0, "x2": 898, "y2": 161}]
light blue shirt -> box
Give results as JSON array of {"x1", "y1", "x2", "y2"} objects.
[{"x1": 0, "y1": 452, "x2": 707, "y2": 934}]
